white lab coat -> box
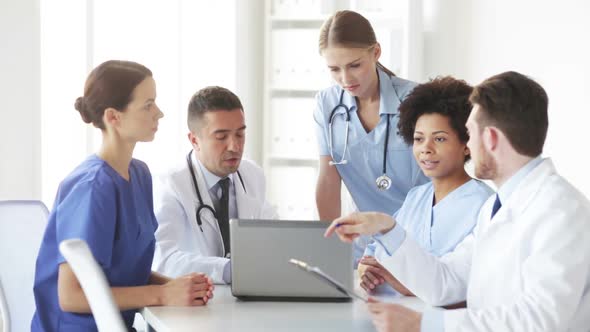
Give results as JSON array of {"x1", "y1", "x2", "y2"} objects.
[
  {"x1": 152, "y1": 154, "x2": 278, "y2": 284},
  {"x1": 380, "y1": 158, "x2": 590, "y2": 331}
]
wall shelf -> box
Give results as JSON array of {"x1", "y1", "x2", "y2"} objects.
[
  {"x1": 270, "y1": 89, "x2": 318, "y2": 98},
  {"x1": 268, "y1": 157, "x2": 318, "y2": 168},
  {"x1": 270, "y1": 18, "x2": 325, "y2": 29}
]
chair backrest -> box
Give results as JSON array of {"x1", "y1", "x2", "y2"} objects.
[
  {"x1": 58, "y1": 239, "x2": 126, "y2": 332},
  {"x1": 0, "y1": 280, "x2": 9, "y2": 332},
  {"x1": 0, "y1": 200, "x2": 49, "y2": 332}
]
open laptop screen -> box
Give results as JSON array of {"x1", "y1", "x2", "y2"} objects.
[{"x1": 230, "y1": 219, "x2": 354, "y2": 301}]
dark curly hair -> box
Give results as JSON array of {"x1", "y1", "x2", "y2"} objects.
[{"x1": 397, "y1": 76, "x2": 473, "y2": 161}]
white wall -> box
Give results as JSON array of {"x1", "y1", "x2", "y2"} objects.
[
  {"x1": 0, "y1": 0, "x2": 41, "y2": 200},
  {"x1": 236, "y1": 0, "x2": 265, "y2": 165},
  {"x1": 2, "y1": 0, "x2": 589, "y2": 200},
  {"x1": 423, "y1": 0, "x2": 590, "y2": 198}
]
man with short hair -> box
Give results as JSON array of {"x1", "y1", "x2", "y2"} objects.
[
  {"x1": 326, "y1": 71, "x2": 590, "y2": 331},
  {"x1": 152, "y1": 86, "x2": 277, "y2": 284}
]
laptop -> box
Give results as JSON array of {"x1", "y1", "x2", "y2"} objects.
[{"x1": 230, "y1": 219, "x2": 354, "y2": 301}]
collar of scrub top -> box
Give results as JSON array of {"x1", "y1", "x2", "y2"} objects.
[
  {"x1": 331, "y1": 68, "x2": 405, "y2": 190},
  {"x1": 336, "y1": 68, "x2": 404, "y2": 118},
  {"x1": 493, "y1": 156, "x2": 544, "y2": 215}
]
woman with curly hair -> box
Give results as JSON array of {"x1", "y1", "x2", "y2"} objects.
[{"x1": 357, "y1": 76, "x2": 494, "y2": 295}]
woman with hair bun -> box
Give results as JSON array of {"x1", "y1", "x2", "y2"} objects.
[{"x1": 31, "y1": 60, "x2": 214, "y2": 332}]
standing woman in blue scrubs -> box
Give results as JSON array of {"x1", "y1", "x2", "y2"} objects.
[
  {"x1": 314, "y1": 10, "x2": 429, "y2": 259},
  {"x1": 31, "y1": 60, "x2": 214, "y2": 332}
]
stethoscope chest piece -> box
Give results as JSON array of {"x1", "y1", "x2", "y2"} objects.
[
  {"x1": 376, "y1": 174, "x2": 392, "y2": 191},
  {"x1": 329, "y1": 89, "x2": 396, "y2": 191}
]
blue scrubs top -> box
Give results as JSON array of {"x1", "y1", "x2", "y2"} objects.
[
  {"x1": 367, "y1": 179, "x2": 494, "y2": 258},
  {"x1": 31, "y1": 155, "x2": 158, "y2": 332},
  {"x1": 313, "y1": 68, "x2": 430, "y2": 215}
]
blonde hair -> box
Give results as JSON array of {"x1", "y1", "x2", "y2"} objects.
[{"x1": 318, "y1": 10, "x2": 395, "y2": 77}]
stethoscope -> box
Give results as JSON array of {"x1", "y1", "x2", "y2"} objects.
[
  {"x1": 328, "y1": 89, "x2": 393, "y2": 191},
  {"x1": 186, "y1": 150, "x2": 246, "y2": 233}
]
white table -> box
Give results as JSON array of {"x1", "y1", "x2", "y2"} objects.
[{"x1": 142, "y1": 285, "x2": 427, "y2": 331}]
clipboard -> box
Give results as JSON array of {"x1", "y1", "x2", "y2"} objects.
[{"x1": 289, "y1": 258, "x2": 368, "y2": 302}]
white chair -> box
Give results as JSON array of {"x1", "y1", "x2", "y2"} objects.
[
  {"x1": 58, "y1": 239, "x2": 126, "y2": 332},
  {"x1": 1, "y1": 280, "x2": 9, "y2": 332},
  {"x1": 0, "y1": 200, "x2": 49, "y2": 332}
]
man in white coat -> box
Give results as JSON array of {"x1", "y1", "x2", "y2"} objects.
[
  {"x1": 152, "y1": 86, "x2": 277, "y2": 284},
  {"x1": 325, "y1": 71, "x2": 590, "y2": 331}
]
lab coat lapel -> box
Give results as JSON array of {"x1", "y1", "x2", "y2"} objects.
[
  {"x1": 490, "y1": 158, "x2": 553, "y2": 225},
  {"x1": 233, "y1": 170, "x2": 261, "y2": 219}
]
